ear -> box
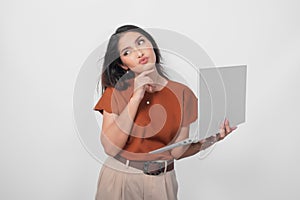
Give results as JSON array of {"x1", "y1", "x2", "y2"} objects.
[{"x1": 118, "y1": 63, "x2": 129, "y2": 71}]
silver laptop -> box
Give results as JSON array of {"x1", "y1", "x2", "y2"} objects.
[{"x1": 149, "y1": 65, "x2": 247, "y2": 154}]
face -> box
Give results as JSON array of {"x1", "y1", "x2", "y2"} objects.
[{"x1": 118, "y1": 31, "x2": 156, "y2": 74}]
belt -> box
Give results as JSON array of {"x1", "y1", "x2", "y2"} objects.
[{"x1": 114, "y1": 155, "x2": 174, "y2": 176}]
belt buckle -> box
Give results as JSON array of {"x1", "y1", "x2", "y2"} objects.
[{"x1": 143, "y1": 161, "x2": 164, "y2": 176}]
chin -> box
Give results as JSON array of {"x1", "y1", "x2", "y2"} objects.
[
  {"x1": 133, "y1": 63, "x2": 155, "y2": 74},
  {"x1": 143, "y1": 62, "x2": 156, "y2": 70}
]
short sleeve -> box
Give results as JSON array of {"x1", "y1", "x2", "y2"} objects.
[
  {"x1": 181, "y1": 87, "x2": 198, "y2": 127},
  {"x1": 93, "y1": 87, "x2": 117, "y2": 115}
]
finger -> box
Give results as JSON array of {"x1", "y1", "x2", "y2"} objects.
[
  {"x1": 138, "y1": 68, "x2": 155, "y2": 77},
  {"x1": 218, "y1": 132, "x2": 225, "y2": 140},
  {"x1": 141, "y1": 76, "x2": 154, "y2": 84},
  {"x1": 135, "y1": 77, "x2": 154, "y2": 88},
  {"x1": 219, "y1": 119, "x2": 225, "y2": 130},
  {"x1": 144, "y1": 85, "x2": 150, "y2": 91},
  {"x1": 134, "y1": 82, "x2": 151, "y2": 93},
  {"x1": 227, "y1": 125, "x2": 237, "y2": 133},
  {"x1": 225, "y1": 119, "x2": 231, "y2": 133},
  {"x1": 219, "y1": 127, "x2": 226, "y2": 138},
  {"x1": 226, "y1": 126, "x2": 237, "y2": 135},
  {"x1": 147, "y1": 85, "x2": 154, "y2": 93},
  {"x1": 219, "y1": 120, "x2": 225, "y2": 129},
  {"x1": 216, "y1": 133, "x2": 223, "y2": 141}
]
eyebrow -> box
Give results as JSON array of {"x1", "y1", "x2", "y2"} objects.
[{"x1": 120, "y1": 35, "x2": 143, "y2": 53}]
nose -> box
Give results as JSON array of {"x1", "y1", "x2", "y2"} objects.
[{"x1": 134, "y1": 48, "x2": 144, "y2": 58}]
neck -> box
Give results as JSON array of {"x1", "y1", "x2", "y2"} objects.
[{"x1": 147, "y1": 69, "x2": 168, "y2": 92}]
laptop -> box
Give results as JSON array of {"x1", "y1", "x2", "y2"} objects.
[{"x1": 149, "y1": 65, "x2": 247, "y2": 154}]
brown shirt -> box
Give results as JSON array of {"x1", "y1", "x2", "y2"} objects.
[{"x1": 93, "y1": 78, "x2": 198, "y2": 160}]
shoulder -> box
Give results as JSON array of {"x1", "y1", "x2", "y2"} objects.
[
  {"x1": 103, "y1": 85, "x2": 127, "y2": 96},
  {"x1": 167, "y1": 80, "x2": 198, "y2": 101},
  {"x1": 102, "y1": 86, "x2": 114, "y2": 96},
  {"x1": 98, "y1": 86, "x2": 118, "y2": 102},
  {"x1": 167, "y1": 79, "x2": 194, "y2": 93}
]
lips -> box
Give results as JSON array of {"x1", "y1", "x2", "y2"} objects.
[{"x1": 139, "y1": 57, "x2": 148, "y2": 64}]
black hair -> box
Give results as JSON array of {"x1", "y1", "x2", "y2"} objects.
[{"x1": 97, "y1": 24, "x2": 168, "y2": 94}]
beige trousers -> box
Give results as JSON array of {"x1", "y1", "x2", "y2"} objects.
[{"x1": 95, "y1": 156, "x2": 178, "y2": 200}]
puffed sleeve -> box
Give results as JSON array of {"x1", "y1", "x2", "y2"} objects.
[
  {"x1": 181, "y1": 87, "x2": 198, "y2": 127},
  {"x1": 93, "y1": 87, "x2": 118, "y2": 115}
]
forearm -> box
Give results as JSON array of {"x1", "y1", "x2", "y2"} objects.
[
  {"x1": 176, "y1": 135, "x2": 219, "y2": 160},
  {"x1": 175, "y1": 143, "x2": 201, "y2": 160},
  {"x1": 101, "y1": 97, "x2": 141, "y2": 156}
]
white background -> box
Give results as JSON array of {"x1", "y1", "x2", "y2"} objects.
[{"x1": 1, "y1": 0, "x2": 300, "y2": 199}]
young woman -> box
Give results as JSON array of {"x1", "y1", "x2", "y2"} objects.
[{"x1": 93, "y1": 25, "x2": 237, "y2": 200}]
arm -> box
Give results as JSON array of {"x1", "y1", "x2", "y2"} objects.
[
  {"x1": 100, "y1": 97, "x2": 142, "y2": 157},
  {"x1": 170, "y1": 126, "x2": 219, "y2": 160},
  {"x1": 176, "y1": 135, "x2": 219, "y2": 160},
  {"x1": 100, "y1": 69, "x2": 155, "y2": 157},
  {"x1": 172, "y1": 119, "x2": 237, "y2": 160},
  {"x1": 170, "y1": 126, "x2": 191, "y2": 160}
]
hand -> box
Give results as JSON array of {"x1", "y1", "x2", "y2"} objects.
[
  {"x1": 216, "y1": 118, "x2": 237, "y2": 141},
  {"x1": 195, "y1": 119, "x2": 237, "y2": 151},
  {"x1": 131, "y1": 69, "x2": 155, "y2": 102},
  {"x1": 198, "y1": 136, "x2": 216, "y2": 150}
]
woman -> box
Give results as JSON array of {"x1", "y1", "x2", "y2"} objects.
[{"x1": 93, "y1": 25, "x2": 237, "y2": 200}]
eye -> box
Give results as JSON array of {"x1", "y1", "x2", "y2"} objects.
[
  {"x1": 137, "y1": 38, "x2": 145, "y2": 46},
  {"x1": 123, "y1": 50, "x2": 131, "y2": 56}
]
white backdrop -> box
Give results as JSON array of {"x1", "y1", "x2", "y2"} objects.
[{"x1": 1, "y1": 0, "x2": 300, "y2": 199}]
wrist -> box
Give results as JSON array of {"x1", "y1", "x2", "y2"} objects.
[
  {"x1": 194, "y1": 142, "x2": 202, "y2": 151},
  {"x1": 130, "y1": 94, "x2": 142, "y2": 103},
  {"x1": 199, "y1": 136, "x2": 217, "y2": 150}
]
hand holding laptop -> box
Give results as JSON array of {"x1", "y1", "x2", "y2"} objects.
[
  {"x1": 199, "y1": 118, "x2": 237, "y2": 150},
  {"x1": 149, "y1": 118, "x2": 237, "y2": 154}
]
